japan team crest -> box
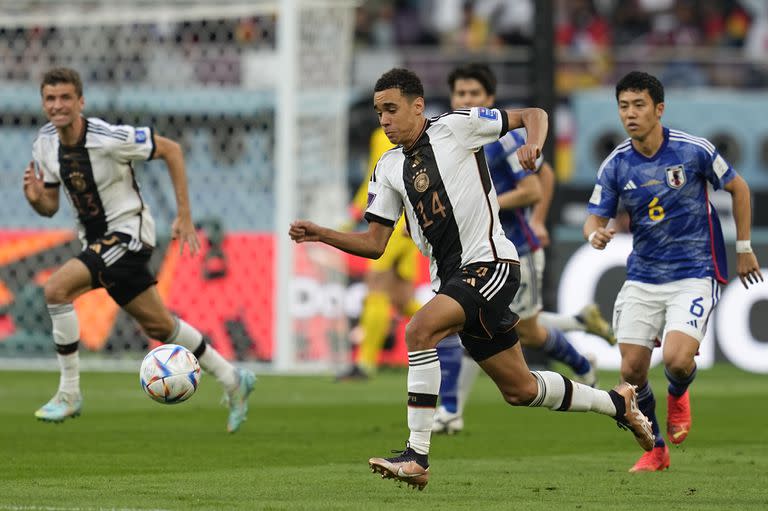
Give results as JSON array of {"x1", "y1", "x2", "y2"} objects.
[{"x1": 665, "y1": 164, "x2": 686, "y2": 189}]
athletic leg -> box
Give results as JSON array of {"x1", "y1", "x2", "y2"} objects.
[
  {"x1": 35, "y1": 258, "x2": 92, "y2": 422},
  {"x1": 368, "y1": 294, "x2": 465, "y2": 489},
  {"x1": 478, "y1": 342, "x2": 653, "y2": 450}
]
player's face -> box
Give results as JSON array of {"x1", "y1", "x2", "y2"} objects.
[
  {"x1": 450, "y1": 78, "x2": 494, "y2": 109},
  {"x1": 373, "y1": 88, "x2": 424, "y2": 145},
  {"x1": 41, "y1": 83, "x2": 84, "y2": 129},
  {"x1": 617, "y1": 89, "x2": 664, "y2": 140}
]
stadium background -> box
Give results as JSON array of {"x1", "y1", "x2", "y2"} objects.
[{"x1": 0, "y1": 0, "x2": 767, "y2": 374}]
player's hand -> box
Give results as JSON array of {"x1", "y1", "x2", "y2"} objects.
[
  {"x1": 23, "y1": 161, "x2": 45, "y2": 202},
  {"x1": 588, "y1": 226, "x2": 615, "y2": 250},
  {"x1": 172, "y1": 215, "x2": 201, "y2": 256},
  {"x1": 736, "y1": 252, "x2": 763, "y2": 289},
  {"x1": 530, "y1": 220, "x2": 550, "y2": 248},
  {"x1": 289, "y1": 220, "x2": 323, "y2": 243},
  {"x1": 516, "y1": 144, "x2": 540, "y2": 171}
]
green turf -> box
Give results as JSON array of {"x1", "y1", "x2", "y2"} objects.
[{"x1": 0, "y1": 364, "x2": 766, "y2": 510}]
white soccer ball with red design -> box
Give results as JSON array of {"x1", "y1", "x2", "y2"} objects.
[{"x1": 140, "y1": 344, "x2": 201, "y2": 404}]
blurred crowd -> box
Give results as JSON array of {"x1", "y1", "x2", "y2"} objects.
[
  {"x1": 354, "y1": 0, "x2": 768, "y2": 89},
  {"x1": 3, "y1": 1, "x2": 768, "y2": 90},
  {"x1": 354, "y1": 0, "x2": 764, "y2": 53}
]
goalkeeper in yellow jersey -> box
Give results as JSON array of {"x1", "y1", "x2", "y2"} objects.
[{"x1": 337, "y1": 127, "x2": 423, "y2": 380}]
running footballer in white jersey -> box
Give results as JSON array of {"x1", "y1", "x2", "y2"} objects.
[
  {"x1": 289, "y1": 67, "x2": 654, "y2": 491},
  {"x1": 24, "y1": 67, "x2": 255, "y2": 432},
  {"x1": 33, "y1": 117, "x2": 157, "y2": 248}
]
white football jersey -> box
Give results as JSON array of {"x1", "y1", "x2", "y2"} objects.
[
  {"x1": 365, "y1": 106, "x2": 519, "y2": 290},
  {"x1": 32, "y1": 117, "x2": 156, "y2": 247}
]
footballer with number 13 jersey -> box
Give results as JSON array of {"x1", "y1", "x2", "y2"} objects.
[{"x1": 25, "y1": 67, "x2": 255, "y2": 432}]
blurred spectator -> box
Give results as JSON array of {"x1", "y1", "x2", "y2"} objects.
[
  {"x1": 612, "y1": 0, "x2": 652, "y2": 46},
  {"x1": 556, "y1": 0, "x2": 611, "y2": 55},
  {"x1": 648, "y1": 0, "x2": 703, "y2": 47},
  {"x1": 722, "y1": 1, "x2": 752, "y2": 47}
]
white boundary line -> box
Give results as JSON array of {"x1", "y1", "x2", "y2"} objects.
[
  {"x1": 0, "y1": 506, "x2": 170, "y2": 511},
  {"x1": 0, "y1": 358, "x2": 332, "y2": 374}
]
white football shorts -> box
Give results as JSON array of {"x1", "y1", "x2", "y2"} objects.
[
  {"x1": 509, "y1": 249, "x2": 544, "y2": 320},
  {"x1": 613, "y1": 277, "x2": 720, "y2": 349}
]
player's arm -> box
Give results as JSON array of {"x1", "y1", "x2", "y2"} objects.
[
  {"x1": 497, "y1": 174, "x2": 541, "y2": 210},
  {"x1": 530, "y1": 161, "x2": 555, "y2": 247},
  {"x1": 23, "y1": 160, "x2": 59, "y2": 217},
  {"x1": 153, "y1": 134, "x2": 200, "y2": 255},
  {"x1": 583, "y1": 214, "x2": 614, "y2": 250},
  {"x1": 504, "y1": 108, "x2": 548, "y2": 170},
  {"x1": 723, "y1": 174, "x2": 763, "y2": 288},
  {"x1": 289, "y1": 219, "x2": 394, "y2": 260}
]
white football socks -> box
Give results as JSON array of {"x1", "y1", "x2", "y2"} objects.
[
  {"x1": 407, "y1": 349, "x2": 440, "y2": 455},
  {"x1": 456, "y1": 354, "x2": 481, "y2": 415},
  {"x1": 537, "y1": 312, "x2": 586, "y2": 332},
  {"x1": 168, "y1": 317, "x2": 238, "y2": 392},
  {"x1": 529, "y1": 370, "x2": 616, "y2": 416},
  {"x1": 48, "y1": 303, "x2": 80, "y2": 395}
]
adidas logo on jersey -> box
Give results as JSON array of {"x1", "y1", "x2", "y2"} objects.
[
  {"x1": 687, "y1": 319, "x2": 698, "y2": 328},
  {"x1": 623, "y1": 180, "x2": 637, "y2": 190}
]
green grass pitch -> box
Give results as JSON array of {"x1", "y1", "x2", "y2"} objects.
[{"x1": 0, "y1": 364, "x2": 766, "y2": 510}]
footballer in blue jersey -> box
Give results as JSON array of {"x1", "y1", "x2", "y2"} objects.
[
  {"x1": 433, "y1": 63, "x2": 617, "y2": 435},
  {"x1": 584, "y1": 71, "x2": 762, "y2": 473}
]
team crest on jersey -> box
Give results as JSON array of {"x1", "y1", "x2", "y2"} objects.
[
  {"x1": 135, "y1": 129, "x2": 147, "y2": 144},
  {"x1": 367, "y1": 192, "x2": 376, "y2": 207},
  {"x1": 67, "y1": 170, "x2": 88, "y2": 192},
  {"x1": 665, "y1": 164, "x2": 686, "y2": 189},
  {"x1": 414, "y1": 171, "x2": 430, "y2": 192}
]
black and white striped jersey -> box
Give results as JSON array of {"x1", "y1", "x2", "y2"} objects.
[
  {"x1": 32, "y1": 117, "x2": 156, "y2": 247},
  {"x1": 365, "y1": 106, "x2": 519, "y2": 291}
]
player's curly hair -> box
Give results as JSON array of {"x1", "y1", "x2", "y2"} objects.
[
  {"x1": 447, "y1": 63, "x2": 497, "y2": 96},
  {"x1": 41, "y1": 67, "x2": 84, "y2": 97},
  {"x1": 616, "y1": 71, "x2": 664, "y2": 105},
  {"x1": 374, "y1": 68, "x2": 424, "y2": 99}
]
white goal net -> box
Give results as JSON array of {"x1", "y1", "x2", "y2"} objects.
[{"x1": 0, "y1": 0, "x2": 355, "y2": 372}]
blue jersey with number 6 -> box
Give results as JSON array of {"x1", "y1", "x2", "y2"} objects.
[{"x1": 587, "y1": 127, "x2": 734, "y2": 284}]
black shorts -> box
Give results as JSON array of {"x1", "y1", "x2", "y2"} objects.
[
  {"x1": 77, "y1": 232, "x2": 157, "y2": 306},
  {"x1": 439, "y1": 261, "x2": 521, "y2": 362}
]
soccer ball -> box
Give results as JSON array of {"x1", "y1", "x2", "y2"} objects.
[{"x1": 140, "y1": 344, "x2": 201, "y2": 404}]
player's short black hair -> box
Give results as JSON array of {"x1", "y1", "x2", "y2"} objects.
[
  {"x1": 447, "y1": 63, "x2": 497, "y2": 96},
  {"x1": 374, "y1": 68, "x2": 424, "y2": 100},
  {"x1": 615, "y1": 71, "x2": 664, "y2": 105},
  {"x1": 41, "y1": 67, "x2": 83, "y2": 97}
]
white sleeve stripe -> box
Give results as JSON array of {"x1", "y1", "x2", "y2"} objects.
[
  {"x1": 670, "y1": 133, "x2": 716, "y2": 152},
  {"x1": 669, "y1": 136, "x2": 714, "y2": 156},
  {"x1": 596, "y1": 143, "x2": 632, "y2": 179},
  {"x1": 669, "y1": 130, "x2": 715, "y2": 152},
  {"x1": 90, "y1": 126, "x2": 129, "y2": 141},
  {"x1": 90, "y1": 125, "x2": 130, "y2": 137},
  {"x1": 429, "y1": 111, "x2": 471, "y2": 121}
]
